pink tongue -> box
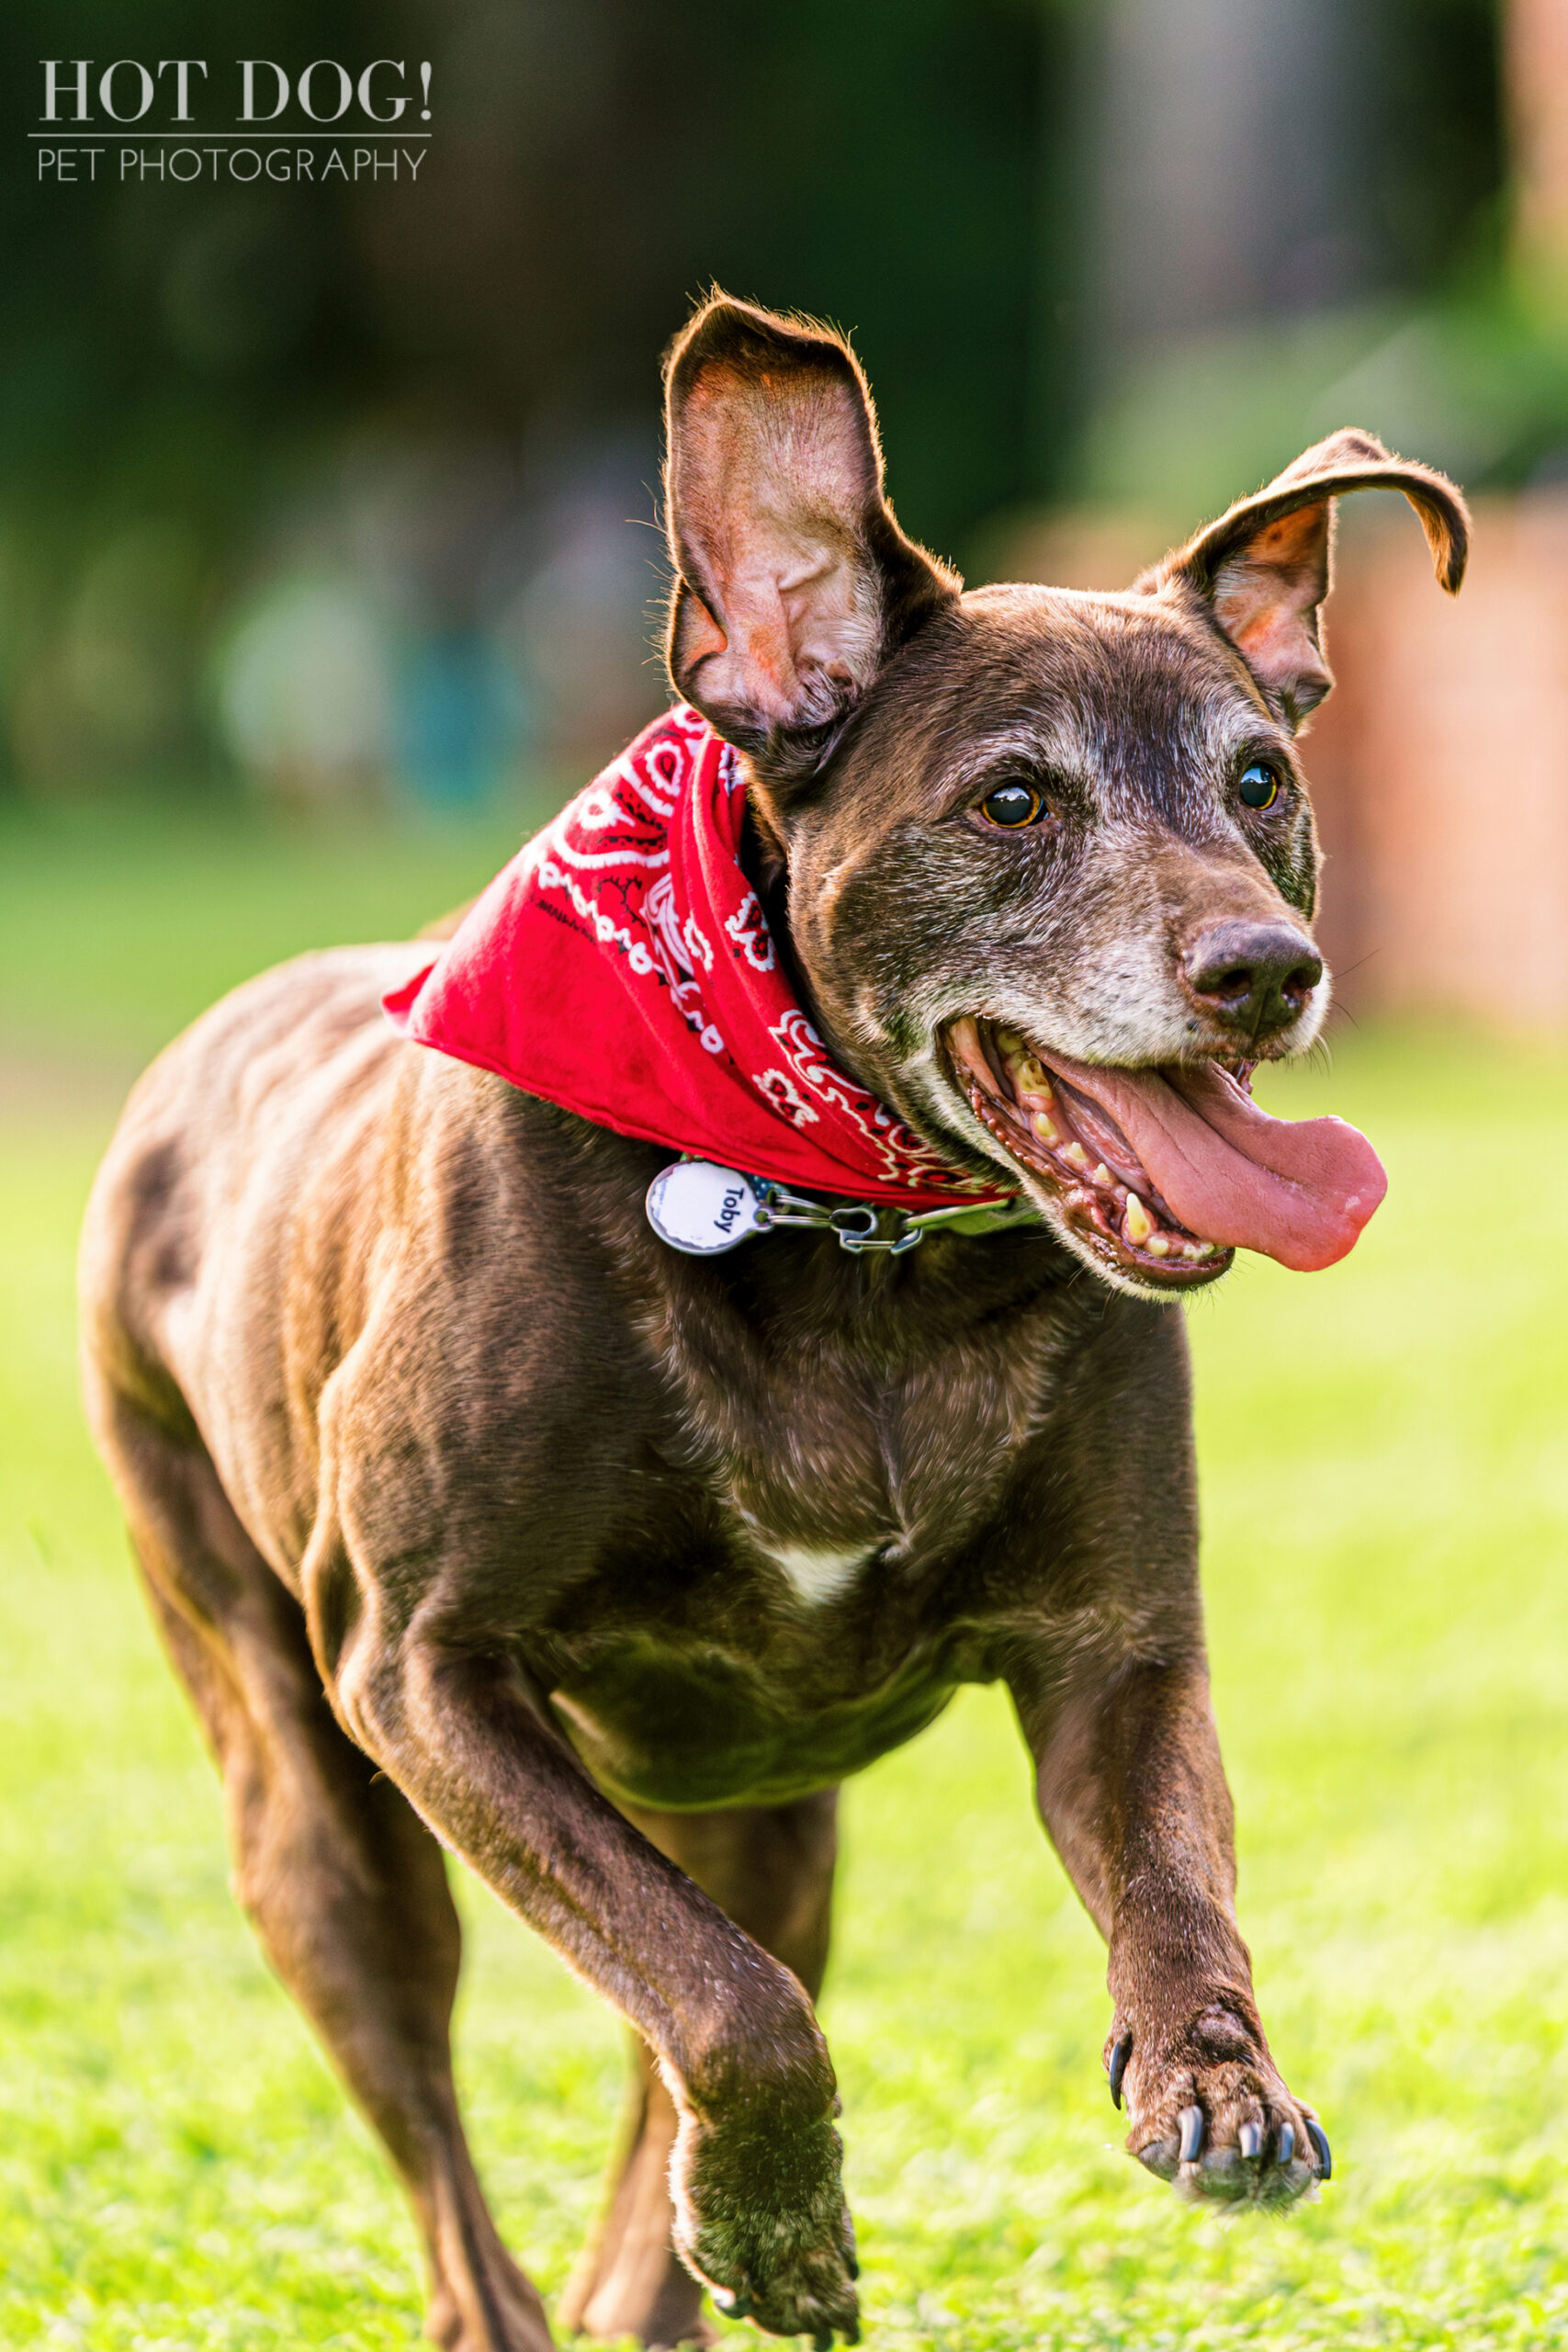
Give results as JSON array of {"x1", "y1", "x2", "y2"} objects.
[{"x1": 1040, "y1": 1053, "x2": 1387, "y2": 1272}]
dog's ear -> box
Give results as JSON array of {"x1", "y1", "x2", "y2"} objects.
[
  {"x1": 1147, "y1": 428, "x2": 1470, "y2": 728},
  {"x1": 662, "y1": 291, "x2": 959, "y2": 775}
]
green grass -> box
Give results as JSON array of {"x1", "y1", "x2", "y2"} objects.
[
  {"x1": 0, "y1": 795, "x2": 549, "y2": 1063},
  {"x1": 4, "y1": 811, "x2": 1568, "y2": 2346}
]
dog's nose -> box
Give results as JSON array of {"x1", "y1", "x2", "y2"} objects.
[{"x1": 1181, "y1": 920, "x2": 1323, "y2": 1035}]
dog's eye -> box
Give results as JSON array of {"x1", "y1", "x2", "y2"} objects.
[
  {"x1": 1239, "y1": 762, "x2": 1280, "y2": 811},
  {"x1": 978, "y1": 780, "x2": 1045, "y2": 829}
]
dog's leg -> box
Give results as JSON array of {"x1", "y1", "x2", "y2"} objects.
[
  {"x1": 1012, "y1": 1653, "x2": 1324, "y2": 2208},
  {"x1": 324, "y1": 1622, "x2": 859, "y2": 2346},
  {"x1": 558, "y1": 1793, "x2": 839, "y2": 2348},
  {"x1": 95, "y1": 1398, "x2": 551, "y2": 2352}
]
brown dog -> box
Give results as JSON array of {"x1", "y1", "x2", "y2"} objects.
[{"x1": 79, "y1": 294, "x2": 1467, "y2": 2352}]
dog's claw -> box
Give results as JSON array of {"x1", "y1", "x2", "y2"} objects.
[
  {"x1": 712, "y1": 2279, "x2": 752, "y2": 2320},
  {"x1": 1178, "y1": 2104, "x2": 1205, "y2": 2164},
  {"x1": 1277, "y1": 2120, "x2": 1294, "y2": 2166},
  {"x1": 1306, "y1": 2118, "x2": 1332, "y2": 2179},
  {"x1": 1238, "y1": 2120, "x2": 1261, "y2": 2160},
  {"x1": 1108, "y1": 2030, "x2": 1132, "y2": 2109}
]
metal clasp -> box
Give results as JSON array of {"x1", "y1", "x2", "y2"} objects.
[
  {"x1": 755, "y1": 1185, "x2": 926, "y2": 1254},
  {"x1": 829, "y1": 1201, "x2": 925, "y2": 1254}
]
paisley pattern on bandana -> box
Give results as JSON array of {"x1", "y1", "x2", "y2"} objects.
[{"x1": 384, "y1": 706, "x2": 1010, "y2": 1206}]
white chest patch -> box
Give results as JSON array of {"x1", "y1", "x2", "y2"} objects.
[{"x1": 765, "y1": 1544, "x2": 873, "y2": 1607}]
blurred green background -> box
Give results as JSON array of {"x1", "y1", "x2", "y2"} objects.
[{"x1": 0, "y1": 0, "x2": 1533, "y2": 810}]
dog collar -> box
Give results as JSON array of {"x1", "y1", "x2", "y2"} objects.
[{"x1": 645, "y1": 1158, "x2": 1036, "y2": 1257}]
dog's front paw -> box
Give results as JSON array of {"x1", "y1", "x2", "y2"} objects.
[
  {"x1": 1107, "y1": 2003, "x2": 1329, "y2": 2210},
  {"x1": 669, "y1": 2103, "x2": 860, "y2": 2346}
]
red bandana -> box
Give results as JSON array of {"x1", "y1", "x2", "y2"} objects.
[{"x1": 383, "y1": 705, "x2": 1011, "y2": 1209}]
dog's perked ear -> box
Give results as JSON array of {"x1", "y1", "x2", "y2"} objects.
[
  {"x1": 662, "y1": 292, "x2": 960, "y2": 777},
  {"x1": 1147, "y1": 428, "x2": 1470, "y2": 729}
]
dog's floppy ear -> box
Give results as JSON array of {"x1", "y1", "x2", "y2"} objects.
[
  {"x1": 663, "y1": 291, "x2": 959, "y2": 775},
  {"x1": 1147, "y1": 428, "x2": 1470, "y2": 728}
]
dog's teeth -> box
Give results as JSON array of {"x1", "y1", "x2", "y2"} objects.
[
  {"x1": 1092, "y1": 1162, "x2": 1111, "y2": 1187},
  {"x1": 1015, "y1": 1055, "x2": 1052, "y2": 1097},
  {"x1": 1032, "y1": 1110, "x2": 1060, "y2": 1144},
  {"x1": 1063, "y1": 1141, "x2": 1089, "y2": 1169},
  {"x1": 1146, "y1": 1236, "x2": 1171, "y2": 1258},
  {"x1": 995, "y1": 1027, "x2": 1024, "y2": 1054},
  {"x1": 1182, "y1": 1238, "x2": 1213, "y2": 1261},
  {"x1": 1124, "y1": 1193, "x2": 1153, "y2": 1245}
]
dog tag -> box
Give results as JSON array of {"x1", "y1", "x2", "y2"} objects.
[{"x1": 646, "y1": 1160, "x2": 768, "y2": 1254}]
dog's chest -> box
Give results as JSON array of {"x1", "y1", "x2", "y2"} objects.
[
  {"x1": 757, "y1": 1540, "x2": 875, "y2": 1607},
  {"x1": 543, "y1": 1252, "x2": 1082, "y2": 1810},
  {"x1": 653, "y1": 1267, "x2": 1068, "y2": 1604}
]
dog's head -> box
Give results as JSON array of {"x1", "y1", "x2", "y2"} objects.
[{"x1": 661, "y1": 294, "x2": 1468, "y2": 1298}]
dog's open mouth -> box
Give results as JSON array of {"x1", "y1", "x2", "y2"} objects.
[{"x1": 945, "y1": 1017, "x2": 1388, "y2": 1292}]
